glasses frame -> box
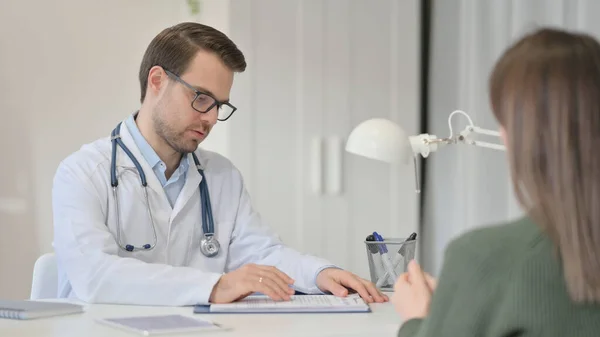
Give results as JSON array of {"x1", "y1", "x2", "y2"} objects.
[{"x1": 163, "y1": 69, "x2": 237, "y2": 121}]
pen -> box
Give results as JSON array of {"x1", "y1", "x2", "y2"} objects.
[
  {"x1": 372, "y1": 232, "x2": 398, "y2": 286},
  {"x1": 376, "y1": 232, "x2": 417, "y2": 288}
]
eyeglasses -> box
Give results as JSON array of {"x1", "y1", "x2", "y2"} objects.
[{"x1": 164, "y1": 69, "x2": 237, "y2": 121}]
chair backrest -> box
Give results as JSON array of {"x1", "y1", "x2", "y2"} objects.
[{"x1": 30, "y1": 253, "x2": 58, "y2": 300}]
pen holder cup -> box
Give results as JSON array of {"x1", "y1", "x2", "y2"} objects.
[{"x1": 365, "y1": 238, "x2": 417, "y2": 290}]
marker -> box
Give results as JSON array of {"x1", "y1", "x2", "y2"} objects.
[
  {"x1": 397, "y1": 232, "x2": 417, "y2": 257},
  {"x1": 366, "y1": 234, "x2": 385, "y2": 281},
  {"x1": 373, "y1": 232, "x2": 398, "y2": 286},
  {"x1": 376, "y1": 232, "x2": 417, "y2": 288},
  {"x1": 366, "y1": 234, "x2": 378, "y2": 253}
]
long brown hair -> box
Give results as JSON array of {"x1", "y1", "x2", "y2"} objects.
[{"x1": 489, "y1": 27, "x2": 600, "y2": 303}]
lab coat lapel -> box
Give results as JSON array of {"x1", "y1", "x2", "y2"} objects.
[
  {"x1": 114, "y1": 120, "x2": 169, "y2": 204},
  {"x1": 171, "y1": 152, "x2": 202, "y2": 221}
]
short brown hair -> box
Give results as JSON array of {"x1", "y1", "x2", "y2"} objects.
[
  {"x1": 138, "y1": 22, "x2": 246, "y2": 103},
  {"x1": 489, "y1": 27, "x2": 600, "y2": 302}
]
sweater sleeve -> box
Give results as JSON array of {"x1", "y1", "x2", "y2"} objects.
[{"x1": 397, "y1": 228, "x2": 508, "y2": 337}]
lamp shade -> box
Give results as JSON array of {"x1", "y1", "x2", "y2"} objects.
[{"x1": 345, "y1": 118, "x2": 411, "y2": 163}]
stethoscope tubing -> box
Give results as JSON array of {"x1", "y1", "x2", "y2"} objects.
[{"x1": 109, "y1": 121, "x2": 216, "y2": 255}]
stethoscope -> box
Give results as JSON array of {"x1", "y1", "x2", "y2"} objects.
[{"x1": 109, "y1": 122, "x2": 220, "y2": 258}]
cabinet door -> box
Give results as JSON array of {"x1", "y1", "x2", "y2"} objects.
[{"x1": 228, "y1": 0, "x2": 420, "y2": 278}]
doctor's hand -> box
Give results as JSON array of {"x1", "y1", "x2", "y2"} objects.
[
  {"x1": 316, "y1": 268, "x2": 388, "y2": 303},
  {"x1": 208, "y1": 263, "x2": 295, "y2": 304},
  {"x1": 391, "y1": 260, "x2": 437, "y2": 321}
]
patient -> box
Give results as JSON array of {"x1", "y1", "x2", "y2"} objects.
[{"x1": 392, "y1": 27, "x2": 600, "y2": 337}]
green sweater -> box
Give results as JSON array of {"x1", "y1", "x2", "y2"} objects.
[{"x1": 398, "y1": 217, "x2": 600, "y2": 337}]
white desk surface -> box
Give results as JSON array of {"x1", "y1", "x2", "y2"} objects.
[{"x1": 0, "y1": 297, "x2": 402, "y2": 337}]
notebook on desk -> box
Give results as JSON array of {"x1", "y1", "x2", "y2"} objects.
[
  {"x1": 194, "y1": 294, "x2": 371, "y2": 314},
  {"x1": 0, "y1": 300, "x2": 84, "y2": 320}
]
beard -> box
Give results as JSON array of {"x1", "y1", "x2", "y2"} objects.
[{"x1": 152, "y1": 96, "x2": 209, "y2": 154}]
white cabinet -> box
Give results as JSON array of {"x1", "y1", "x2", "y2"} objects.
[{"x1": 223, "y1": 0, "x2": 421, "y2": 278}]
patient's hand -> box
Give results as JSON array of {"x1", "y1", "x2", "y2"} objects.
[{"x1": 391, "y1": 260, "x2": 436, "y2": 320}]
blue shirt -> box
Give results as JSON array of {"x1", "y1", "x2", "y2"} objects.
[{"x1": 125, "y1": 115, "x2": 188, "y2": 207}]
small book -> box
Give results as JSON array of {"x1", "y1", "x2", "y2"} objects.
[
  {"x1": 0, "y1": 300, "x2": 84, "y2": 320},
  {"x1": 194, "y1": 294, "x2": 371, "y2": 314}
]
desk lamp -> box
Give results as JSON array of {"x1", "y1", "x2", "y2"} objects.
[{"x1": 345, "y1": 110, "x2": 505, "y2": 193}]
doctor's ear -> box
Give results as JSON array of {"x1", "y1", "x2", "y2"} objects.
[{"x1": 146, "y1": 66, "x2": 169, "y2": 98}]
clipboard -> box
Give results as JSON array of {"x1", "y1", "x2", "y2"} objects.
[{"x1": 194, "y1": 294, "x2": 371, "y2": 314}]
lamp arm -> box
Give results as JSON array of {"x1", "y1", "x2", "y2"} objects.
[
  {"x1": 408, "y1": 111, "x2": 505, "y2": 157},
  {"x1": 458, "y1": 126, "x2": 506, "y2": 151},
  {"x1": 406, "y1": 111, "x2": 505, "y2": 193}
]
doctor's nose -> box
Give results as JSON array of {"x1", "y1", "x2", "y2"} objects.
[
  {"x1": 191, "y1": 102, "x2": 219, "y2": 126},
  {"x1": 204, "y1": 106, "x2": 220, "y2": 125}
]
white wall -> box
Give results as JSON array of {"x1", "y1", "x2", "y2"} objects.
[{"x1": 0, "y1": 0, "x2": 230, "y2": 300}]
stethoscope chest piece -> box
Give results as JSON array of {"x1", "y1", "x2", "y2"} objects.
[{"x1": 200, "y1": 234, "x2": 220, "y2": 257}]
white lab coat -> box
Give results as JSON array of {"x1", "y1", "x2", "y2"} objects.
[{"x1": 52, "y1": 118, "x2": 334, "y2": 306}]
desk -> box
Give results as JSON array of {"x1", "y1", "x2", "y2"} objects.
[{"x1": 0, "y1": 298, "x2": 401, "y2": 337}]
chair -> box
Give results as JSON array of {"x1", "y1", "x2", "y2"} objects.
[{"x1": 30, "y1": 253, "x2": 58, "y2": 299}]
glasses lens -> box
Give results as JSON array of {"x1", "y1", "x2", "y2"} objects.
[
  {"x1": 192, "y1": 93, "x2": 217, "y2": 112},
  {"x1": 218, "y1": 105, "x2": 235, "y2": 121},
  {"x1": 192, "y1": 93, "x2": 235, "y2": 120}
]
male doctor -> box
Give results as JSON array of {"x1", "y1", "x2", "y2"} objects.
[{"x1": 52, "y1": 22, "x2": 387, "y2": 306}]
